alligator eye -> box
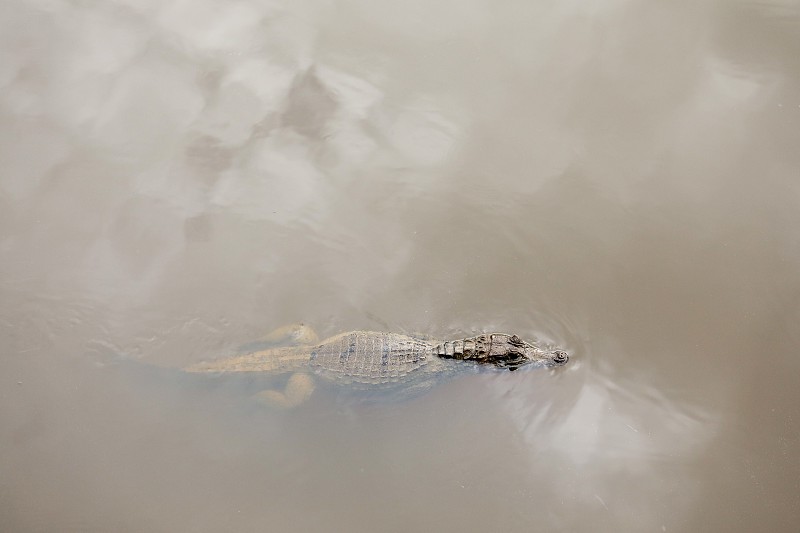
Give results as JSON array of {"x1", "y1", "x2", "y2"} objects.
[
  {"x1": 510, "y1": 335, "x2": 521, "y2": 343},
  {"x1": 552, "y1": 351, "x2": 568, "y2": 364}
]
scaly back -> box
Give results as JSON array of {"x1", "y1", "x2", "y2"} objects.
[{"x1": 308, "y1": 331, "x2": 436, "y2": 385}]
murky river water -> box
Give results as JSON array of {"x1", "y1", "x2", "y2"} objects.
[{"x1": 2, "y1": 1, "x2": 800, "y2": 531}]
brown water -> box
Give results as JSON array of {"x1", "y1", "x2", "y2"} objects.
[{"x1": 2, "y1": 1, "x2": 800, "y2": 531}]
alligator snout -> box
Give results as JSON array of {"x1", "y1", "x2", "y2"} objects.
[{"x1": 551, "y1": 350, "x2": 569, "y2": 365}]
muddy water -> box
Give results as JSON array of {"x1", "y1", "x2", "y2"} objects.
[{"x1": 2, "y1": 1, "x2": 800, "y2": 531}]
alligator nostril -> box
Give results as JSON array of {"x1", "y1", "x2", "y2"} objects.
[{"x1": 552, "y1": 351, "x2": 568, "y2": 364}]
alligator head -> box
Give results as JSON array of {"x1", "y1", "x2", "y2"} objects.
[{"x1": 433, "y1": 333, "x2": 568, "y2": 370}]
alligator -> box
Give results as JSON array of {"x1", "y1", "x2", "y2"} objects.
[{"x1": 183, "y1": 324, "x2": 569, "y2": 407}]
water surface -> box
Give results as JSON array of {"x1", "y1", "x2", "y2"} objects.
[{"x1": 2, "y1": 1, "x2": 799, "y2": 531}]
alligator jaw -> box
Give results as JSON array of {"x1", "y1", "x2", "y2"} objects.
[{"x1": 432, "y1": 333, "x2": 568, "y2": 370}]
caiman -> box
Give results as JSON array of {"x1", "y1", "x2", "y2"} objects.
[{"x1": 183, "y1": 324, "x2": 569, "y2": 407}]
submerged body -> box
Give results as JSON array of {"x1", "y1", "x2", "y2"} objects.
[{"x1": 185, "y1": 328, "x2": 569, "y2": 406}]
